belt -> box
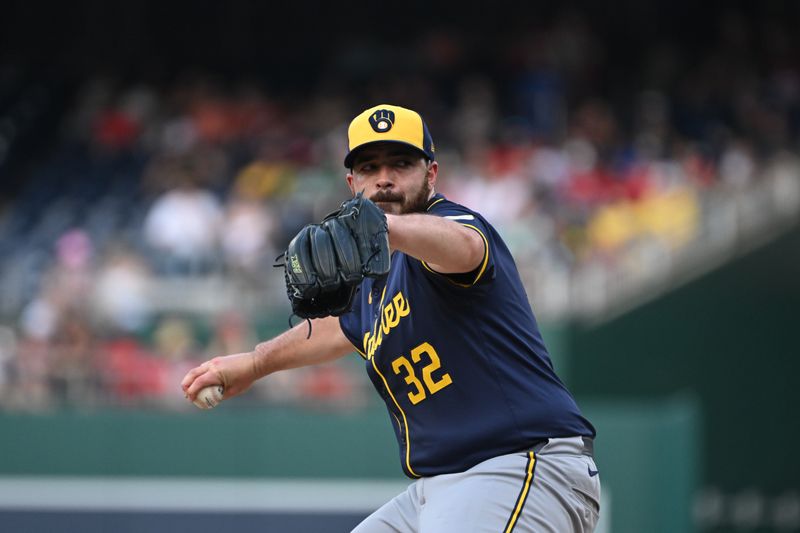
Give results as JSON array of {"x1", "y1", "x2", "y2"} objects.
[
  {"x1": 581, "y1": 436, "x2": 595, "y2": 456},
  {"x1": 530, "y1": 439, "x2": 549, "y2": 453},
  {"x1": 530, "y1": 436, "x2": 594, "y2": 457}
]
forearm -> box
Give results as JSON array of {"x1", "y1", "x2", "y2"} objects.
[
  {"x1": 182, "y1": 315, "x2": 355, "y2": 400},
  {"x1": 252, "y1": 315, "x2": 354, "y2": 378},
  {"x1": 386, "y1": 213, "x2": 485, "y2": 273}
]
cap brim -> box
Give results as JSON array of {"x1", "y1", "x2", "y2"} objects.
[{"x1": 344, "y1": 140, "x2": 432, "y2": 168}]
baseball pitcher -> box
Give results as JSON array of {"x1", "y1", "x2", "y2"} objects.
[{"x1": 182, "y1": 104, "x2": 600, "y2": 532}]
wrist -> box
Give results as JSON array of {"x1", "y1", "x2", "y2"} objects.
[
  {"x1": 251, "y1": 343, "x2": 272, "y2": 378},
  {"x1": 385, "y1": 213, "x2": 404, "y2": 251}
]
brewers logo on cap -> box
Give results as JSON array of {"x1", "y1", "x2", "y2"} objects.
[
  {"x1": 369, "y1": 109, "x2": 395, "y2": 132},
  {"x1": 345, "y1": 104, "x2": 435, "y2": 168}
]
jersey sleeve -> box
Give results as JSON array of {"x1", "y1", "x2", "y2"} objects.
[{"x1": 421, "y1": 197, "x2": 496, "y2": 287}]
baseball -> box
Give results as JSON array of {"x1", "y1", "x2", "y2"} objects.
[{"x1": 193, "y1": 385, "x2": 224, "y2": 410}]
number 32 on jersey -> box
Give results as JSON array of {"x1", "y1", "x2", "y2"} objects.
[{"x1": 391, "y1": 342, "x2": 452, "y2": 405}]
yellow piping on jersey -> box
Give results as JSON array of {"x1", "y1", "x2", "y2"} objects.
[
  {"x1": 427, "y1": 198, "x2": 445, "y2": 211},
  {"x1": 420, "y1": 224, "x2": 490, "y2": 287},
  {"x1": 362, "y1": 283, "x2": 419, "y2": 477},
  {"x1": 353, "y1": 345, "x2": 367, "y2": 360},
  {"x1": 371, "y1": 356, "x2": 420, "y2": 478}
]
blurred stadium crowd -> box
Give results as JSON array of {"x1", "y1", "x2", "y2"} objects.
[{"x1": 1, "y1": 8, "x2": 799, "y2": 411}]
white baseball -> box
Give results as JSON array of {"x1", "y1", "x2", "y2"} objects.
[{"x1": 193, "y1": 385, "x2": 224, "y2": 410}]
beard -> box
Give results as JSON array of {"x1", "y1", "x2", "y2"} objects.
[{"x1": 369, "y1": 176, "x2": 432, "y2": 215}]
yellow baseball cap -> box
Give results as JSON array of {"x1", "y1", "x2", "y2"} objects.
[{"x1": 344, "y1": 104, "x2": 435, "y2": 168}]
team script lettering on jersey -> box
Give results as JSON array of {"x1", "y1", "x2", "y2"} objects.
[{"x1": 363, "y1": 291, "x2": 410, "y2": 359}]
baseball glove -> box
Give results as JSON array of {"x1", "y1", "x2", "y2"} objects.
[{"x1": 283, "y1": 192, "x2": 390, "y2": 319}]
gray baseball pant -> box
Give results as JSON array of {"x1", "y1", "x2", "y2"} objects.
[{"x1": 352, "y1": 437, "x2": 600, "y2": 532}]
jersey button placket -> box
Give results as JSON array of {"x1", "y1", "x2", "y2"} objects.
[
  {"x1": 371, "y1": 276, "x2": 384, "y2": 318},
  {"x1": 372, "y1": 289, "x2": 381, "y2": 319}
]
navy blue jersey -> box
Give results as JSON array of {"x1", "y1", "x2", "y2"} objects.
[{"x1": 339, "y1": 194, "x2": 595, "y2": 478}]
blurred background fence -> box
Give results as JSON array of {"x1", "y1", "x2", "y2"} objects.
[{"x1": 1, "y1": 1, "x2": 799, "y2": 531}]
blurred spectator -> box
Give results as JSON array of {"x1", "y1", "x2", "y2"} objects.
[
  {"x1": 2, "y1": 7, "x2": 800, "y2": 412},
  {"x1": 220, "y1": 192, "x2": 276, "y2": 280},
  {"x1": 153, "y1": 315, "x2": 197, "y2": 362},
  {"x1": 19, "y1": 293, "x2": 59, "y2": 343},
  {"x1": 50, "y1": 228, "x2": 95, "y2": 310},
  {"x1": 719, "y1": 140, "x2": 756, "y2": 190},
  {"x1": 100, "y1": 336, "x2": 167, "y2": 406},
  {"x1": 143, "y1": 177, "x2": 223, "y2": 275},
  {"x1": 152, "y1": 315, "x2": 201, "y2": 407},
  {"x1": 297, "y1": 362, "x2": 365, "y2": 412},
  {"x1": 91, "y1": 245, "x2": 153, "y2": 333},
  {"x1": 19, "y1": 228, "x2": 95, "y2": 342},
  {"x1": 206, "y1": 310, "x2": 257, "y2": 357},
  {"x1": 49, "y1": 312, "x2": 99, "y2": 406},
  {"x1": 10, "y1": 334, "x2": 52, "y2": 411},
  {"x1": 0, "y1": 326, "x2": 16, "y2": 406}
]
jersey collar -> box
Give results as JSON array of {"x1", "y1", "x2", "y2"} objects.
[{"x1": 426, "y1": 193, "x2": 446, "y2": 211}]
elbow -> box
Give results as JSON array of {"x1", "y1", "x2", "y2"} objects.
[{"x1": 463, "y1": 230, "x2": 486, "y2": 272}]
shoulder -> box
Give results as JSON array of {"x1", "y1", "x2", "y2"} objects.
[
  {"x1": 417, "y1": 194, "x2": 497, "y2": 287},
  {"x1": 425, "y1": 194, "x2": 486, "y2": 223},
  {"x1": 425, "y1": 194, "x2": 493, "y2": 243}
]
